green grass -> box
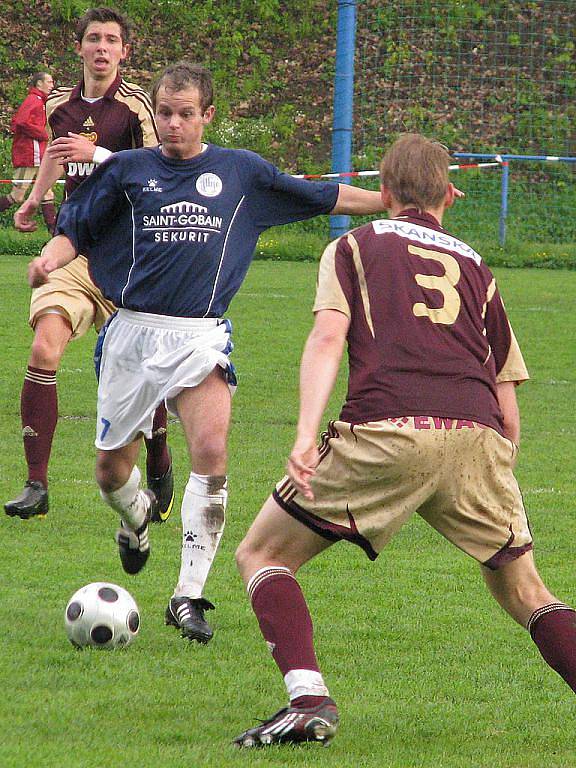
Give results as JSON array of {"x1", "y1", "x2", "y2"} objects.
[{"x1": 1, "y1": 258, "x2": 575, "y2": 767}]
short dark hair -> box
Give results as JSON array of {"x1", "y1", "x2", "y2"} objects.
[
  {"x1": 75, "y1": 7, "x2": 131, "y2": 45},
  {"x1": 30, "y1": 71, "x2": 50, "y2": 88},
  {"x1": 380, "y1": 134, "x2": 451, "y2": 211},
  {"x1": 151, "y1": 62, "x2": 214, "y2": 113}
]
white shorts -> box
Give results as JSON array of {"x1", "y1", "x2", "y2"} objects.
[{"x1": 95, "y1": 309, "x2": 236, "y2": 450}]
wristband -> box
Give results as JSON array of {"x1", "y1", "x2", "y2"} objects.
[{"x1": 92, "y1": 146, "x2": 113, "y2": 164}]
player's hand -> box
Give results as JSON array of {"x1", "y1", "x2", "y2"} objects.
[
  {"x1": 287, "y1": 437, "x2": 319, "y2": 501},
  {"x1": 454, "y1": 186, "x2": 465, "y2": 199},
  {"x1": 14, "y1": 199, "x2": 39, "y2": 232},
  {"x1": 48, "y1": 133, "x2": 96, "y2": 164},
  {"x1": 28, "y1": 252, "x2": 61, "y2": 287}
]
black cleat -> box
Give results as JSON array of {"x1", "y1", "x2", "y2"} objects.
[
  {"x1": 233, "y1": 698, "x2": 339, "y2": 748},
  {"x1": 165, "y1": 596, "x2": 215, "y2": 643},
  {"x1": 146, "y1": 459, "x2": 174, "y2": 524},
  {"x1": 5, "y1": 481, "x2": 48, "y2": 519},
  {"x1": 115, "y1": 490, "x2": 155, "y2": 574}
]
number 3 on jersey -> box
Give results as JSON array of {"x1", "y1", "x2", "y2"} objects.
[{"x1": 409, "y1": 245, "x2": 461, "y2": 325}]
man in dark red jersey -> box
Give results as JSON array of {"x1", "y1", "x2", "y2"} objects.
[
  {"x1": 233, "y1": 134, "x2": 576, "y2": 748},
  {"x1": 5, "y1": 7, "x2": 173, "y2": 522}
]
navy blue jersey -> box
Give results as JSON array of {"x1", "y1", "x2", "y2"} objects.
[{"x1": 55, "y1": 144, "x2": 339, "y2": 317}]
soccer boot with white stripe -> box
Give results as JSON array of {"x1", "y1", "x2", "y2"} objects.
[
  {"x1": 5, "y1": 481, "x2": 48, "y2": 519},
  {"x1": 115, "y1": 490, "x2": 155, "y2": 574},
  {"x1": 146, "y1": 456, "x2": 174, "y2": 524},
  {"x1": 165, "y1": 596, "x2": 215, "y2": 643},
  {"x1": 233, "y1": 697, "x2": 339, "y2": 748}
]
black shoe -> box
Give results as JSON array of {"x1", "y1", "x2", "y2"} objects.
[
  {"x1": 115, "y1": 490, "x2": 155, "y2": 574},
  {"x1": 233, "y1": 697, "x2": 339, "y2": 748},
  {"x1": 146, "y1": 457, "x2": 174, "y2": 524},
  {"x1": 5, "y1": 481, "x2": 48, "y2": 519},
  {"x1": 165, "y1": 596, "x2": 215, "y2": 643}
]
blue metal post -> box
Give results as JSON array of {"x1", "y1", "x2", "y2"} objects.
[
  {"x1": 498, "y1": 161, "x2": 510, "y2": 246},
  {"x1": 329, "y1": 0, "x2": 357, "y2": 239}
]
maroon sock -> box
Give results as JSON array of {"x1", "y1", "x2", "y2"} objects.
[
  {"x1": 0, "y1": 195, "x2": 13, "y2": 213},
  {"x1": 21, "y1": 367, "x2": 58, "y2": 487},
  {"x1": 249, "y1": 567, "x2": 320, "y2": 676},
  {"x1": 528, "y1": 603, "x2": 576, "y2": 692},
  {"x1": 41, "y1": 201, "x2": 57, "y2": 234},
  {"x1": 291, "y1": 695, "x2": 329, "y2": 710},
  {"x1": 144, "y1": 402, "x2": 170, "y2": 477}
]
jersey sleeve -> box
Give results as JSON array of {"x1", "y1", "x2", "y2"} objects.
[
  {"x1": 54, "y1": 156, "x2": 127, "y2": 252},
  {"x1": 238, "y1": 150, "x2": 339, "y2": 229},
  {"x1": 313, "y1": 237, "x2": 352, "y2": 318},
  {"x1": 135, "y1": 95, "x2": 159, "y2": 148},
  {"x1": 484, "y1": 280, "x2": 529, "y2": 384}
]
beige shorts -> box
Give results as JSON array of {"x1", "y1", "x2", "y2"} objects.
[
  {"x1": 30, "y1": 255, "x2": 116, "y2": 338},
  {"x1": 12, "y1": 167, "x2": 54, "y2": 204},
  {"x1": 274, "y1": 417, "x2": 533, "y2": 569}
]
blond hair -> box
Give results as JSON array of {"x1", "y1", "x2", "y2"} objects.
[{"x1": 380, "y1": 134, "x2": 450, "y2": 211}]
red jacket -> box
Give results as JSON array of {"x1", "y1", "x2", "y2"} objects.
[{"x1": 10, "y1": 87, "x2": 49, "y2": 167}]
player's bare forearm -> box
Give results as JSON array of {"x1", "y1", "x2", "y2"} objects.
[
  {"x1": 28, "y1": 236, "x2": 78, "y2": 287},
  {"x1": 331, "y1": 185, "x2": 384, "y2": 215},
  {"x1": 15, "y1": 153, "x2": 63, "y2": 232},
  {"x1": 24, "y1": 153, "x2": 62, "y2": 206},
  {"x1": 496, "y1": 380, "x2": 521, "y2": 447},
  {"x1": 296, "y1": 311, "x2": 348, "y2": 439},
  {"x1": 288, "y1": 310, "x2": 349, "y2": 498}
]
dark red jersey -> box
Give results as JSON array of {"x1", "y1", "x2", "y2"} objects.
[
  {"x1": 46, "y1": 74, "x2": 158, "y2": 197},
  {"x1": 314, "y1": 209, "x2": 528, "y2": 433}
]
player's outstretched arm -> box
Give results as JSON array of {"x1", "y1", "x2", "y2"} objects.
[
  {"x1": 331, "y1": 184, "x2": 384, "y2": 216},
  {"x1": 28, "y1": 235, "x2": 78, "y2": 287},
  {"x1": 331, "y1": 182, "x2": 465, "y2": 217},
  {"x1": 14, "y1": 153, "x2": 63, "y2": 232},
  {"x1": 287, "y1": 309, "x2": 349, "y2": 500}
]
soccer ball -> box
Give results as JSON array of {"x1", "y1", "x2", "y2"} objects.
[{"x1": 64, "y1": 582, "x2": 140, "y2": 649}]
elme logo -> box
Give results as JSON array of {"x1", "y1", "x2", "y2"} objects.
[{"x1": 143, "y1": 178, "x2": 163, "y2": 192}]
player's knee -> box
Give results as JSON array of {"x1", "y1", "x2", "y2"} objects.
[
  {"x1": 236, "y1": 530, "x2": 265, "y2": 576},
  {"x1": 30, "y1": 319, "x2": 71, "y2": 368},
  {"x1": 193, "y1": 433, "x2": 227, "y2": 472},
  {"x1": 513, "y1": 578, "x2": 554, "y2": 612},
  {"x1": 95, "y1": 454, "x2": 125, "y2": 493}
]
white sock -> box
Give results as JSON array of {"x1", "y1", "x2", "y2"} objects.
[
  {"x1": 100, "y1": 466, "x2": 148, "y2": 530},
  {"x1": 285, "y1": 669, "x2": 330, "y2": 701},
  {"x1": 173, "y1": 472, "x2": 227, "y2": 599}
]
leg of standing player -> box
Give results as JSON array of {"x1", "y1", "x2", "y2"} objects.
[
  {"x1": 5, "y1": 313, "x2": 72, "y2": 518},
  {"x1": 482, "y1": 552, "x2": 576, "y2": 691},
  {"x1": 233, "y1": 495, "x2": 338, "y2": 747},
  {"x1": 164, "y1": 367, "x2": 231, "y2": 643}
]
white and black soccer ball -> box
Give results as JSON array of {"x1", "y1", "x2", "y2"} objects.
[{"x1": 64, "y1": 582, "x2": 140, "y2": 649}]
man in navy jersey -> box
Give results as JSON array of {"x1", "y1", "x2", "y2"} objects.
[
  {"x1": 27, "y1": 61, "x2": 387, "y2": 644},
  {"x1": 233, "y1": 134, "x2": 576, "y2": 748},
  {"x1": 5, "y1": 8, "x2": 173, "y2": 524}
]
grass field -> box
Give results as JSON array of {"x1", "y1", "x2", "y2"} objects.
[{"x1": 1, "y1": 256, "x2": 575, "y2": 768}]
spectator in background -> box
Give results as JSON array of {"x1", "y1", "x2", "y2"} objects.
[{"x1": 0, "y1": 71, "x2": 57, "y2": 232}]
